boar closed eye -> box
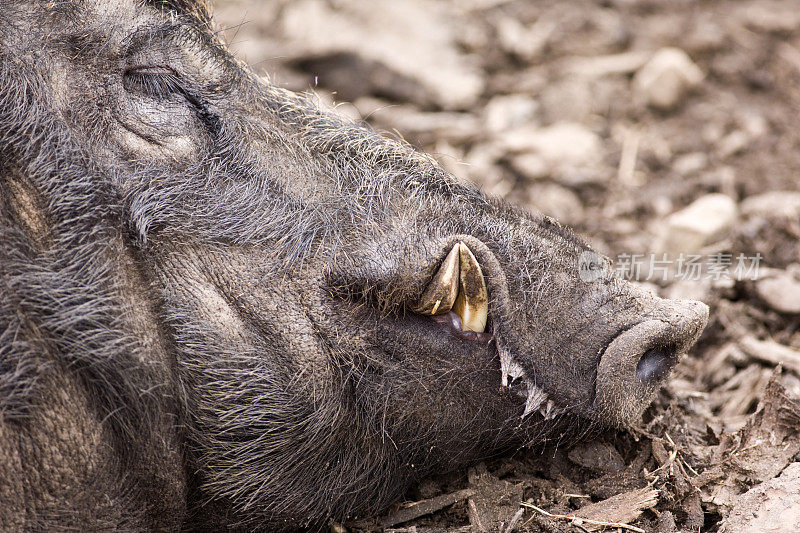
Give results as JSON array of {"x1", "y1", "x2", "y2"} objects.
[{"x1": 123, "y1": 66, "x2": 221, "y2": 137}]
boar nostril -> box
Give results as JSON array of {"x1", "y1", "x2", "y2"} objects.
[{"x1": 635, "y1": 346, "x2": 675, "y2": 384}]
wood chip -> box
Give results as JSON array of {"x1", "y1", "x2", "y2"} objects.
[
  {"x1": 381, "y1": 489, "x2": 475, "y2": 528},
  {"x1": 572, "y1": 487, "x2": 659, "y2": 531},
  {"x1": 739, "y1": 336, "x2": 800, "y2": 375}
]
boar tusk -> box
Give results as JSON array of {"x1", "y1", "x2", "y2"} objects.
[
  {"x1": 412, "y1": 243, "x2": 461, "y2": 315},
  {"x1": 452, "y1": 243, "x2": 488, "y2": 333}
]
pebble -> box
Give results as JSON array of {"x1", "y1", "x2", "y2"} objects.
[
  {"x1": 501, "y1": 122, "x2": 604, "y2": 185},
  {"x1": 672, "y1": 152, "x2": 708, "y2": 176},
  {"x1": 483, "y1": 94, "x2": 539, "y2": 134},
  {"x1": 755, "y1": 267, "x2": 800, "y2": 314},
  {"x1": 741, "y1": 191, "x2": 800, "y2": 220},
  {"x1": 494, "y1": 16, "x2": 554, "y2": 62},
  {"x1": 633, "y1": 48, "x2": 704, "y2": 110},
  {"x1": 659, "y1": 193, "x2": 737, "y2": 254},
  {"x1": 665, "y1": 279, "x2": 712, "y2": 303},
  {"x1": 526, "y1": 183, "x2": 585, "y2": 226},
  {"x1": 499, "y1": 122, "x2": 602, "y2": 167},
  {"x1": 510, "y1": 153, "x2": 548, "y2": 181},
  {"x1": 567, "y1": 442, "x2": 625, "y2": 473}
]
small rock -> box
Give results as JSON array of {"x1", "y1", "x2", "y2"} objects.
[
  {"x1": 510, "y1": 153, "x2": 548, "y2": 181},
  {"x1": 279, "y1": 0, "x2": 484, "y2": 110},
  {"x1": 738, "y1": 111, "x2": 769, "y2": 139},
  {"x1": 500, "y1": 122, "x2": 605, "y2": 186},
  {"x1": 672, "y1": 152, "x2": 708, "y2": 176},
  {"x1": 719, "y1": 462, "x2": 800, "y2": 533},
  {"x1": 483, "y1": 94, "x2": 539, "y2": 134},
  {"x1": 717, "y1": 130, "x2": 750, "y2": 158},
  {"x1": 665, "y1": 279, "x2": 712, "y2": 303},
  {"x1": 499, "y1": 122, "x2": 603, "y2": 168},
  {"x1": 651, "y1": 195, "x2": 674, "y2": 217},
  {"x1": 567, "y1": 442, "x2": 625, "y2": 473},
  {"x1": 526, "y1": 183, "x2": 584, "y2": 226},
  {"x1": 494, "y1": 16, "x2": 554, "y2": 62},
  {"x1": 633, "y1": 48, "x2": 704, "y2": 110},
  {"x1": 755, "y1": 267, "x2": 800, "y2": 314},
  {"x1": 659, "y1": 194, "x2": 737, "y2": 255},
  {"x1": 741, "y1": 191, "x2": 800, "y2": 220}
]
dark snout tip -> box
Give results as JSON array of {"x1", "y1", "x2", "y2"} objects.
[
  {"x1": 635, "y1": 299, "x2": 709, "y2": 384},
  {"x1": 595, "y1": 298, "x2": 709, "y2": 426}
]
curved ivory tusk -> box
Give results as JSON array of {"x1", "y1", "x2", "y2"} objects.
[
  {"x1": 453, "y1": 243, "x2": 488, "y2": 333},
  {"x1": 411, "y1": 243, "x2": 461, "y2": 315}
]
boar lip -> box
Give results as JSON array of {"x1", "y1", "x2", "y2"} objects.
[
  {"x1": 496, "y1": 343, "x2": 567, "y2": 420},
  {"x1": 430, "y1": 311, "x2": 494, "y2": 344},
  {"x1": 586, "y1": 322, "x2": 641, "y2": 406}
]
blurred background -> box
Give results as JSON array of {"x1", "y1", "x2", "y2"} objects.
[
  {"x1": 213, "y1": 0, "x2": 800, "y2": 274},
  {"x1": 211, "y1": 1, "x2": 800, "y2": 530}
]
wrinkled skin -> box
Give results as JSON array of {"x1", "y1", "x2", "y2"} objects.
[{"x1": 0, "y1": 1, "x2": 708, "y2": 530}]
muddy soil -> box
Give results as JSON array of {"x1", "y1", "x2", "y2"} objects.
[{"x1": 214, "y1": 1, "x2": 800, "y2": 531}]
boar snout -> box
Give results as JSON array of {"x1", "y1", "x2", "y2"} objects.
[{"x1": 595, "y1": 299, "x2": 708, "y2": 426}]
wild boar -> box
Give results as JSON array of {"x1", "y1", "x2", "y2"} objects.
[{"x1": 0, "y1": 0, "x2": 708, "y2": 530}]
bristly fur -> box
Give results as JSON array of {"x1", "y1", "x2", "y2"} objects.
[{"x1": 0, "y1": 1, "x2": 706, "y2": 531}]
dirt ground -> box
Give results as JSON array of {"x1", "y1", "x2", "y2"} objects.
[{"x1": 213, "y1": 1, "x2": 800, "y2": 531}]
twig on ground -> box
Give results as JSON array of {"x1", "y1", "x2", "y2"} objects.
[{"x1": 520, "y1": 502, "x2": 647, "y2": 533}]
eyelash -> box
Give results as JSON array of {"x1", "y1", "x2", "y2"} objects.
[{"x1": 123, "y1": 68, "x2": 183, "y2": 99}]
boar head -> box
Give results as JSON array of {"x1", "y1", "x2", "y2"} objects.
[{"x1": 0, "y1": 0, "x2": 707, "y2": 529}]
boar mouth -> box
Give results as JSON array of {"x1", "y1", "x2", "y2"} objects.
[
  {"x1": 408, "y1": 239, "x2": 572, "y2": 421},
  {"x1": 492, "y1": 302, "x2": 706, "y2": 426},
  {"x1": 397, "y1": 239, "x2": 707, "y2": 426}
]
